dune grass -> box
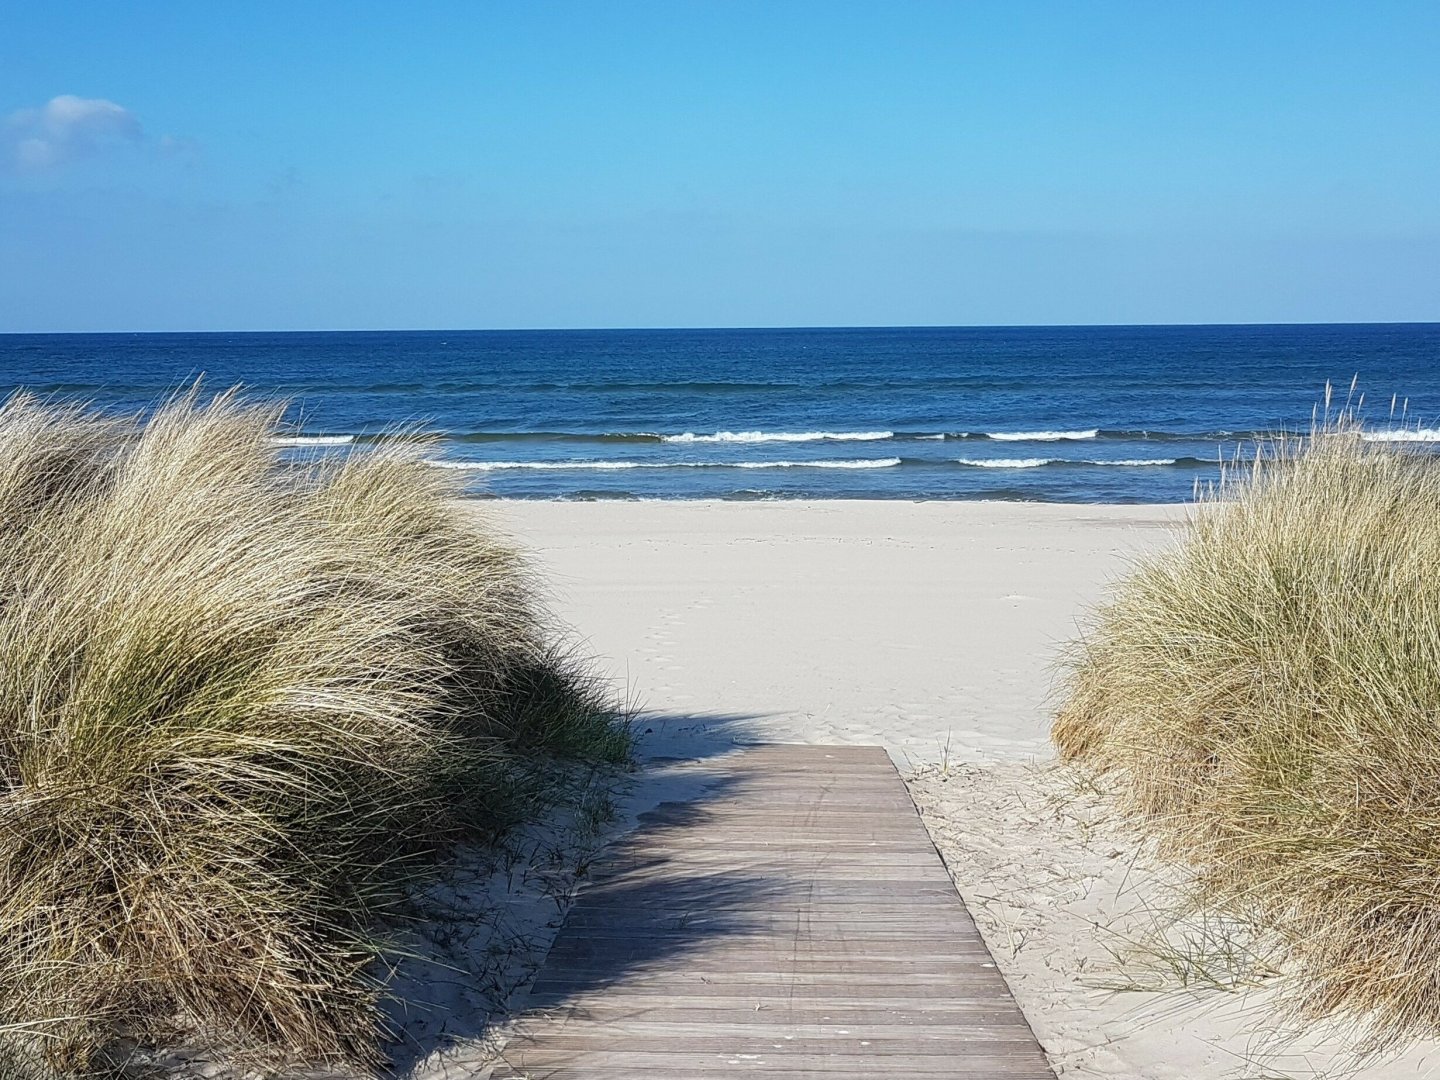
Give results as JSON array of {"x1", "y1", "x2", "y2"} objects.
[
  {"x1": 1054, "y1": 418, "x2": 1440, "y2": 1050},
  {"x1": 0, "y1": 388, "x2": 628, "y2": 1076}
]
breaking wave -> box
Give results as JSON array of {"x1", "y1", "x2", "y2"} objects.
[
  {"x1": 426, "y1": 457, "x2": 902, "y2": 471},
  {"x1": 1360, "y1": 428, "x2": 1440, "y2": 443},
  {"x1": 985, "y1": 429, "x2": 1099, "y2": 442},
  {"x1": 270, "y1": 435, "x2": 355, "y2": 446},
  {"x1": 956, "y1": 457, "x2": 1189, "y2": 469},
  {"x1": 662, "y1": 430, "x2": 894, "y2": 444}
]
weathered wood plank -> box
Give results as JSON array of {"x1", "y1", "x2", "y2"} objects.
[
  {"x1": 510, "y1": 1008, "x2": 1035, "y2": 1026},
  {"x1": 486, "y1": 744, "x2": 1053, "y2": 1078},
  {"x1": 543, "y1": 946, "x2": 999, "y2": 965},
  {"x1": 525, "y1": 983, "x2": 1021, "y2": 1004},
  {"x1": 514, "y1": 991, "x2": 1040, "y2": 1012},
  {"x1": 490, "y1": 1056, "x2": 1043, "y2": 1077},
  {"x1": 524, "y1": 1031, "x2": 1038, "y2": 1048}
]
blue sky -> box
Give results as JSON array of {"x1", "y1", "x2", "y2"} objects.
[{"x1": 2, "y1": 2, "x2": 1437, "y2": 331}]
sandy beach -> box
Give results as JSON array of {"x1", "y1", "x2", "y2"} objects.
[
  {"x1": 478, "y1": 499, "x2": 1440, "y2": 1080},
  {"x1": 492, "y1": 499, "x2": 1184, "y2": 765}
]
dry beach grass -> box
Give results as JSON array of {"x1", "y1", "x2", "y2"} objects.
[
  {"x1": 1056, "y1": 417, "x2": 1440, "y2": 1055},
  {"x1": 0, "y1": 389, "x2": 627, "y2": 1077}
]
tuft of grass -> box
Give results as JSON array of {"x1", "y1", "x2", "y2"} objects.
[
  {"x1": 0, "y1": 387, "x2": 628, "y2": 1075},
  {"x1": 1055, "y1": 412, "x2": 1440, "y2": 1049},
  {"x1": 1094, "y1": 902, "x2": 1280, "y2": 996}
]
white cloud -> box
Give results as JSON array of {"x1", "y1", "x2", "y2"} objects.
[{"x1": 5, "y1": 95, "x2": 144, "y2": 170}]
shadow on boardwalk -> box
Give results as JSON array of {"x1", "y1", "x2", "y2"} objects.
[
  {"x1": 524, "y1": 799, "x2": 797, "y2": 1008},
  {"x1": 382, "y1": 710, "x2": 786, "y2": 1076},
  {"x1": 568, "y1": 701, "x2": 808, "y2": 999},
  {"x1": 627, "y1": 707, "x2": 786, "y2": 764},
  {"x1": 561, "y1": 704, "x2": 822, "y2": 1002}
]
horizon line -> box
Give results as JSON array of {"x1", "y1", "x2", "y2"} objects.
[{"x1": 5, "y1": 319, "x2": 1440, "y2": 336}]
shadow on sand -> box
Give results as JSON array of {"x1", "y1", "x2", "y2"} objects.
[{"x1": 381, "y1": 708, "x2": 794, "y2": 1075}]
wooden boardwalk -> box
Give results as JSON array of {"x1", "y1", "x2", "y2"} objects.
[{"x1": 488, "y1": 745, "x2": 1054, "y2": 1078}]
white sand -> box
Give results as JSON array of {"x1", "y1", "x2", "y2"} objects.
[
  {"x1": 492, "y1": 498, "x2": 1183, "y2": 765},
  {"x1": 466, "y1": 498, "x2": 1440, "y2": 1080}
]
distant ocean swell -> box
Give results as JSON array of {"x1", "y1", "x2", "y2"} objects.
[
  {"x1": 269, "y1": 427, "x2": 1440, "y2": 492},
  {"x1": 285, "y1": 426, "x2": 1440, "y2": 448},
  {"x1": 955, "y1": 457, "x2": 1192, "y2": 469},
  {"x1": 423, "y1": 456, "x2": 1214, "y2": 472},
  {"x1": 1360, "y1": 429, "x2": 1440, "y2": 442},
  {"x1": 270, "y1": 435, "x2": 356, "y2": 447},
  {"x1": 425, "y1": 457, "x2": 905, "y2": 471},
  {"x1": 317, "y1": 427, "x2": 1276, "y2": 446},
  {"x1": 661, "y1": 430, "x2": 893, "y2": 443}
]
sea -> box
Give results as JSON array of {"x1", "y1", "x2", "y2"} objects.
[{"x1": 2, "y1": 324, "x2": 1439, "y2": 503}]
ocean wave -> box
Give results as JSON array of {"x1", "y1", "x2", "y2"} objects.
[
  {"x1": 426, "y1": 457, "x2": 902, "y2": 472},
  {"x1": 986, "y1": 429, "x2": 1099, "y2": 442},
  {"x1": 943, "y1": 428, "x2": 1248, "y2": 442},
  {"x1": 734, "y1": 458, "x2": 900, "y2": 469},
  {"x1": 955, "y1": 457, "x2": 1053, "y2": 469},
  {"x1": 957, "y1": 456, "x2": 1187, "y2": 469},
  {"x1": 1087, "y1": 458, "x2": 1180, "y2": 467},
  {"x1": 1101, "y1": 428, "x2": 1250, "y2": 442},
  {"x1": 523, "y1": 380, "x2": 801, "y2": 393},
  {"x1": 449, "y1": 430, "x2": 664, "y2": 444},
  {"x1": 270, "y1": 435, "x2": 355, "y2": 446},
  {"x1": 417, "y1": 379, "x2": 797, "y2": 394},
  {"x1": 662, "y1": 430, "x2": 894, "y2": 444},
  {"x1": 436, "y1": 426, "x2": 1247, "y2": 446},
  {"x1": 427, "y1": 459, "x2": 641, "y2": 471},
  {"x1": 1360, "y1": 428, "x2": 1440, "y2": 443}
]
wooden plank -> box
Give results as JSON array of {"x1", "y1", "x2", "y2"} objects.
[
  {"x1": 600, "y1": 854, "x2": 947, "y2": 869},
  {"x1": 522, "y1": 986, "x2": 1028, "y2": 1008},
  {"x1": 524, "y1": 994, "x2": 1032, "y2": 1015},
  {"x1": 525, "y1": 1031, "x2": 1039, "y2": 1048},
  {"x1": 540, "y1": 958, "x2": 1002, "y2": 976},
  {"x1": 544, "y1": 944, "x2": 998, "y2": 963},
  {"x1": 485, "y1": 743, "x2": 1053, "y2": 1078},
  {"x1": 532, "y1": 972, "x2": 1013, "y2": 991},
  {"x1": 510, "y1": 1008, "x2": 1035, "y2": 1026},
  {"x1": 500, "y1": 1047, "x2": 1041, "y2": 1066},
  {"x1": 490, "y1": 1056, "x2": 1043, "y2": 1077}
]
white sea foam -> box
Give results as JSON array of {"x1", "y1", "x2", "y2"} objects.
[
  {"x1": 1360, "y1": 428, "x2": 1440, "y2": 443},
  {"x1": 425, "y1": 457, "x2": 902, "y2": 471},
  {"x1": 956, "y1": 457, "x2": 1179, "y2": 469},
  {"x1": 663, "y1": 430, "x2": 893, "y2": 444},
  {"x1": 987, "y1": 429, "x2": 1099, "y2": 441},
  {"x1": 734, "y1": 458, "x2": 900, "y2": 469},
  {"x1": 270, "y1": 434, "x2": 355, "y2": 446},
  {"x1": 1086, "y1": 458, "x2": 1178, "y2": 466},
  {"x1": 426, "y1": 459, "x2": 642, "y2": 471},
  {"x1": 956, "y1": 457, "x2": 1053, "y2": 469}
]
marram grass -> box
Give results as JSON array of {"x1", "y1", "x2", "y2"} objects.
[
  {"x1": 1055, "y1": 422, "x2": 1440, "y2": 1050},
  {"x1": 0, "y1": 389, "x2": 628, "y2": 1076}
]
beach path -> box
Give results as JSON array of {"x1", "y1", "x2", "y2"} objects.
[{"x1": 487, "y1": 744, "x2": 1054, "y2": 1078}]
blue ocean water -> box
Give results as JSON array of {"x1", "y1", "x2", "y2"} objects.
[{"x1": 2, "y1": 325, "x2": 1439, "y2": 502}]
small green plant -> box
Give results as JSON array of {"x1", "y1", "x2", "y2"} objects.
[{"x1": 1095, "y1": 903, "x2": 1279, "y2": 994}]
